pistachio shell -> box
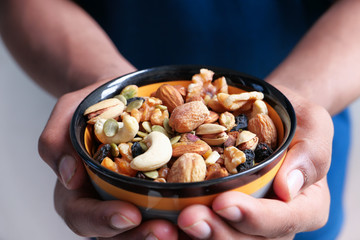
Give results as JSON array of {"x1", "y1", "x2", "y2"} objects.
[
  {"x1": 196, "y1": 124, "x2": 227, "y2": 135},
  {"x1": 236, "y1": 130, "x2": 257, "y2": 145}
]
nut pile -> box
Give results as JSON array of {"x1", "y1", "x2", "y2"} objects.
[{"x1": 84, "y1": 69, "x2": 278, "y2": 183}]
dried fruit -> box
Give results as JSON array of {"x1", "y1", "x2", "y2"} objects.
[
  {"x1": 248, "y1": 113, "x2": 277, "y2": 149},
  {"x1": 131, "y1": 142, "x2": 144, "y2": 158},
  {"x1": 231, "y1": 114, "x2": 248, "y2": 131},
  {"x1": 93, "y1": 144, "x2": 111, "y2": 163},
  {"x1": 237, "y1": 149, "x2": 255, "y2": 172},
  {"x1": 254, "y1": 143, "x2": 273, "y2": 162}
]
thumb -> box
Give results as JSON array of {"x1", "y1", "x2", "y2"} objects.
[{"x1": 273, "y1": 98, "x2": 333, "y2": 201}]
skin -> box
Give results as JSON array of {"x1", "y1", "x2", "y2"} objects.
[{"x1": 1, "y1": 0, "x2": 360, "y2": 239}]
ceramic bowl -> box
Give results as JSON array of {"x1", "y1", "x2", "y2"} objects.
[{"x1": 70, "y1": 65, "x2": 296, "y2": 222}]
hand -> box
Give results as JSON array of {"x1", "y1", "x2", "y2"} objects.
[
  {"x1": 177, "y1": 86, "x2": 333, "y2": 239},
  {"x1": 38, "y1": 82, "x2": 177, "y2": 239}
]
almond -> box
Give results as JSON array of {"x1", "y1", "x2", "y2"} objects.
[
  {"x1": 167, "y1": 153, "x2": 206, "y2": 183},
  {"x1": 169, "y1": 101, "x2": 210, "y2": 133},
  {"x1": 172, "y1": 140, "x2": 211, "y2": 157},
  {"x1": 155, "y1": 84, "x2": 184, "y2": 113},
  {"x1": 248, "y1": 113, "x2": 277, "y2": 149}
]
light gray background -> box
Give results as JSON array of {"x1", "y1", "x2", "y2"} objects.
[{"x1": 0, "y1": 38, "x2": 359, "y2": 240}]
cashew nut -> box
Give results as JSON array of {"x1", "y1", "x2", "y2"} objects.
[
  {"x1": 130, "y1": 131, "x2": 172, "y2": 171},
  {"x1": 94, "y1": 115, "x2": 139, "y2": 144}
]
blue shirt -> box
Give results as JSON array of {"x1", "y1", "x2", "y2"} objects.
[{"x1": 76, "y1": 1, "x2": 351, "y2": 239}]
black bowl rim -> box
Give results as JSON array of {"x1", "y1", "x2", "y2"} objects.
[{"x1": 70, "y1": 65, "x2": 296, "y2": 190}]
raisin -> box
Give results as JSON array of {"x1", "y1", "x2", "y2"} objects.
[
  {"x1": 131, "y1": 142, "x2": 145, "y2": 158},
  {"x1": 93, "y1": 144, "x2": 111, "y2": 163},
  {"x1": 135, "y1": 171, "x2": 147, "y2": 179},
  {"x1": 231, "y1": 114, "x2": 248, "y2": 131},
  {"x1": 237, "y1": 149, "x2": 255, "y2": 172},
  {"x1": 254, "y1": 143, "x2": 273, "y2": 162}
]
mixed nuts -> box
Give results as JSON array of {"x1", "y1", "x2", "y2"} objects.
[{"x1": 84, "y1": 69, "x2": 278, "y2": 183}]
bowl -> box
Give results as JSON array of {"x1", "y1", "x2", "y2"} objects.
[{"x1": 70, "y1": 65, "x2": 296, "y2": 222}]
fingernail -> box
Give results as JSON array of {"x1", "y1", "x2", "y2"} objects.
[
  {"x1": 287, "y1": 169, "x2": 304, "y2": 199},
  {"x1": 145, "y1": 232, "x2": 158, "y2": 240},
  {"x1": 183, "y1": 220, "x2": 211, "y2": 239},
  {"x1": 216, "y1": 206, "x2": 242, "y2": 222},
  {"x1": 59, "y1": 155, "x2": 77, "y2": 188},
  {"x1": 110, "y1": 214, "x2": 135, "y2": 230}
]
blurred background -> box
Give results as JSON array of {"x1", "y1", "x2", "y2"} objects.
[{"x1": 0, "y1": 37, "x2": 359, "y2": 240}]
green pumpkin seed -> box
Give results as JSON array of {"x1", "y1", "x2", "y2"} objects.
[
  {"x1": 126, "y1": 99, "x2": 144, "y2": 112},
  {"x1": 151, "y1": 125, "x2": 169, "y2": 137},
  {"x1": 110, "y1": 143, "x2": 120, "y2": 157},
  {"x1": 114, "y1": 94, "x2": 127, "y2": 105},
  {"x1": 155, "y1": 104, "x2": 168, "y2": 111},
  {"x1": 139, "y1": 142, "x2": 148, "y2": 151},
  {"x1": 120, "y1": 85, "x2": 138, "y2": 99},
  {"x1": 143, "y1": 170, "x2": 159, "y2": 179},
  {"x1": 132, "y1": 137, "x2": 143, "y2": 142},
  {"x1": 170, "y1": 135, "x2": 181, "y2": 145},
  {"x1": 163, "y1": 118, "x2": 174, "y2": 135},
  {"x1": 142, "y1": 121, "x2": 152, "y2": 133},
  {"x1": 137, "y1": 131, "x2": 148, "y2": 138},
  {"x1": 103, "y1": 119, "x2": 118, "y2": 137}
]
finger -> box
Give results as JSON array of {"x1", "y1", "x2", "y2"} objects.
[
  {"x1": 54, "y1": 180, "x2": 142, "y2": 237},
  {"x1": 178, "y1": 204, "x2": 242, "y2": 240},
  {"x1": 212, "y1": 178, "x2": 329, "y2": 238},
  {"x1": 273, "y1": 86, "x2": 334, "y2": 200},
  {"x1": 103, "y1": 220, "x2": 178, "y2": 240},
  {"x1": 38, "y1": 90, "x2": 90, "y2": 189}
]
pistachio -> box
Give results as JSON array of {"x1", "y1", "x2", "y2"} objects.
[
  {"x1": 196, "y1": 124, "x2": 227, "y2": 135},
  {"x1": 84, "y1": 98, "x2": 125, "y2": 124},
  {"x1": 201, "y1": 132, "x2": 229, "y2": 146},
  {"x1": 236, "y1": 130, "x2": 259, "y2": 151}
]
